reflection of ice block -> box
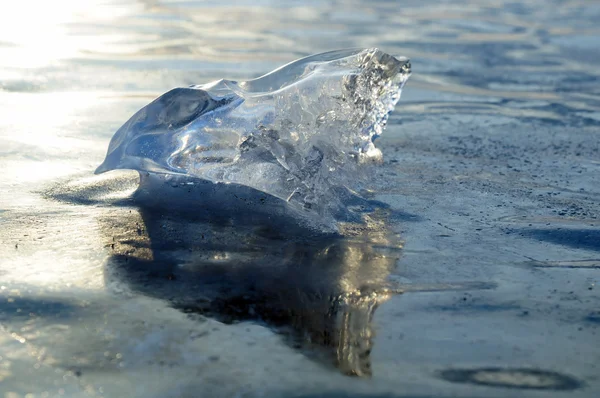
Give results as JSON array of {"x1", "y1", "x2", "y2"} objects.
[{"x1": 96, "y1": 48, "x2": 411, "y2": 216}]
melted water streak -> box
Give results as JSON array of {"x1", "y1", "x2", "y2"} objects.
[
  {"x1": 400, "y1": 101, "x2": 565, "y2": 122},
  {"x1": 528, "y1": 259, "x2": 600, "y2": 269}
]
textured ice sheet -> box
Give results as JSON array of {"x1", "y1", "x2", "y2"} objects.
[{"x1": 95, "y1": 48, "x2": 411, "y2": 219}]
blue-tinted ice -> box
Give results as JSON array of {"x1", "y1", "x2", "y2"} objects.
[{"x1": 96, "y1": 48, "x2": 411, "y2": 218}]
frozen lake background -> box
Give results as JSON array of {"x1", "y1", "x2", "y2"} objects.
[{"x1": 1, "y1": 0, "x2": 599, "y2": 397}]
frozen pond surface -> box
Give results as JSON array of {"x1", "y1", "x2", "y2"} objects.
[{"x1": 0, "y1": 1, "x2": 599, "y2": 397}]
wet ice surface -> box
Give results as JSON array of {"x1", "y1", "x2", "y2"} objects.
[
  {"x1": 96, "y1": 48, "x2": 410, "y2": 226},
  {"x1": 1, "y1": 0, "x2": 600, "y2": 397}
]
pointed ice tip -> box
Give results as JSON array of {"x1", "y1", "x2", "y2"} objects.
[
  {"x1": 401, "y1": 59, "x2": 411, "y2": 75},
  {"x1": 391, "y1": 55, "x2": 411, "y2": 75},
  {"x1": 94, "y1": 163, "x2": 108, "y2": 175}
]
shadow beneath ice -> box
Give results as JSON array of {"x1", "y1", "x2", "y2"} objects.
[{"x1": 92, "y1": 173, "x2": 403, "y2": 377}]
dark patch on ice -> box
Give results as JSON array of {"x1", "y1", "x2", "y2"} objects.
[
  {"x1": 585, "y1": 311, "x2": 600, "y2": 324},
  {"x1": 520, "y1": 228, "x2": 600, "y2": 252},
  {"x1": 439, "y1": 368, "x2": 583, "y2": 390},
  {"x1": 0, "y1": 297, "x2": 80, "y2": 320}
]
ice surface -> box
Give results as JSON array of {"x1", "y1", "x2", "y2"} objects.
[{"x1": 96, "y1": 48, "x2": 410, "y2": 218}]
